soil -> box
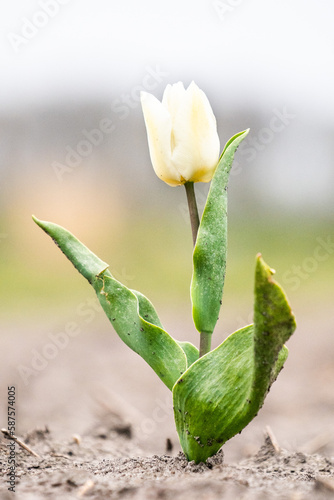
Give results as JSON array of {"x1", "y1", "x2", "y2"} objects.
[
  {"x1": 1, "y1": 305, "x2": 334, "y2": 499},
  {"x1": 1, "y1": 420, "x2": 334, "y2": 499}
]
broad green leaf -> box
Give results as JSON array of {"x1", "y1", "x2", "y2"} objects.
[
  {"x1": 173, "y1": 325, "x2": 254, "y2": 463},
  {"x1": 33, "y1": 217, "x2": 188, "y2": 390},
  {"x1": 173, "y1": 255, "x2": 296, "y2": 463},
  {"x1": 191, "y1": 129, "x2": 249, "y2": 335}
]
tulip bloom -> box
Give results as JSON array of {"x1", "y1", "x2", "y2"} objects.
[{"x1": 141, "y1": 82, "x2": 220, "y2": 186}]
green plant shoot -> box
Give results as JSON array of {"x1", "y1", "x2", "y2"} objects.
[{"x1": 33, "y1": 81, "x2": 296, "y2": 463}]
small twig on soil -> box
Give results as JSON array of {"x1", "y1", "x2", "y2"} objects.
[
  {"x1": 72, "y1": 433, "x2": 82, "y2": 445},
  {"x1": 77, "y1": 479, "x2": 95, "y2": 497},
  {"x1": 314, "y1": 476, "x2": 334, "y2": 492},
  {"x1": 91, "y1": 387, "x2": 145, "y2": 424},
  {"x1": 92, "y1": 392, "x2": 123, "y2": 419},
  {"x1": 300, "y1": 431, "x2": 333, "y2": 454},
  {"x1": 264, "y1": 425, "x2": 280, "y2": 453},
  {"x1": 166, "y1": 438, "x2": 173, "y2": 453},
  {"x1": 1, "y1": 428, "x2": 41, "y2": 459},
  {"x1": 50, "y1": 452, "x2": 72, "y2": 460}
]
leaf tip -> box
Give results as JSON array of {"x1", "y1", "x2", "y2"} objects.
[
  {"x1": 255, "y1": 254, "x2": 297, "y2": 333},
  {"x1": 32, "y1": 215, "x2": 44, "y2": 230},
  {"x1": 256, "y1": 254, "x2": 275, "y2": 278}
]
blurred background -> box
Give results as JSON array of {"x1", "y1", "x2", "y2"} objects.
[{"x1": 1, "y1": 0, "x2": 334, "y2": 462}]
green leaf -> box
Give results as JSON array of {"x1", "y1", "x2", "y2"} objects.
[
  {"x1": 95, "y1": 275, "x2": 187, "y2": 390},
  {"x1": 33, "y1": 217, "x2": 188, "y2": 390},
  {"x1": 271, "y1": 344, "x2": 289, "y2": 383},
  {"x1": 191, "y1": 129, "x2": 249, "y2": 335},
  {"x1": 251, "y1": 253, "x2": 296, "y2": 404},
  {"x1": 176, "y1": 341, "x2": 199, "y2": 367},
  {"x1": 173, "y1": 325, "x2": 254, "y2": 463},
  {"x1": 173, "y1": 254, "x2": 296, "y2": 463},
  {"x1": 132, "y1": 289, "x2": 199, "y2": 368},
  {"x1": 32, "y1": 216, "x2": 109, "y2": 281}
]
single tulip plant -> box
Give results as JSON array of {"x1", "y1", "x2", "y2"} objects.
[{"x1": 33, "y1": 81, "x2": 296, "y2": 463}]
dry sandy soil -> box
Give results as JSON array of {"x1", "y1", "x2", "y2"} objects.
[
  {"x1": 1, "y1": 301, "x2": 334, "y2": 499},
  {"x1": 1, "y1": 422, "x2": 334, "y2": 500}
]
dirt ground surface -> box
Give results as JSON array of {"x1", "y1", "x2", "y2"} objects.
[
  {"x1": 1, "y1": 301, "x2": 334, "y2": 499},
  {"x1": 1, "y1": 419, "x2": 334, "y2": 499}
]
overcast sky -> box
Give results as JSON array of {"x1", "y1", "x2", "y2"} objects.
[
  {"x1": 1, "y1": 0, "x2": 333, "y2": 121},
  {"x1": 1, "y1": 1, "x2": 333, "y2": 211}
]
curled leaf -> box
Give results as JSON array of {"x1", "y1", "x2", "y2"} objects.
[{"x1": 33, "y1": 217, "x2": 193, "y2": 390}]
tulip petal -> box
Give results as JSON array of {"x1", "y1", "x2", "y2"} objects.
[
  {"x1": 162, "y1": 82, "x2": 186, "y2": 118},
  {"x1": 171, "y1": 82, "x2": 220, "y2": 183},
  {"x1": 141, "y1": 91, "x2": 182, "y2": 186}
]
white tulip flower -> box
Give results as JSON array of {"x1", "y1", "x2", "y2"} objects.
[{"x1": 140, "y1": 82, "x2": 220, "y2": 186}]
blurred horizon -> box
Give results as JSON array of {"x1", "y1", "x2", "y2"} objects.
[{"x1": 0, "y1": 0, "x2": 333, "y2": 327}]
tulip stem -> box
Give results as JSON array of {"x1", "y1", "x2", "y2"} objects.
[
  {"x1": 184, "y1": 182, "x2": 211, "y2": 358},
  {"x1": 184, "y1": 182, "x2": 200, "y2": 247},
  {"x1": 199, "y1": 332, "x2": 212, "y2": 358}
]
